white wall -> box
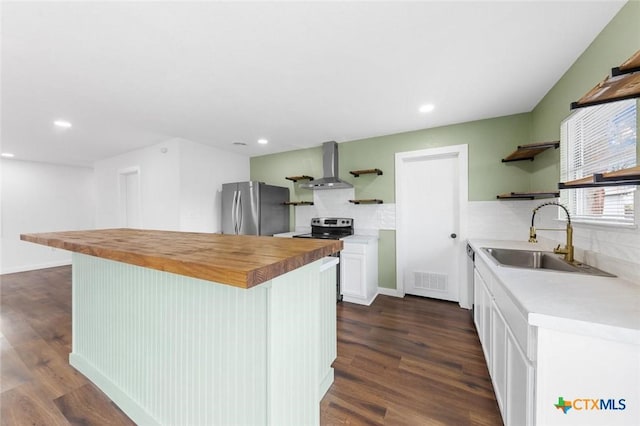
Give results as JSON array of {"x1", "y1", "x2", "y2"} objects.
[
  {"x1": 94, "y1": 138, "x2": 250, "y2": 233},
  {"x1": 179, "y1": 139, "x2": 249, "y2": 232},
  {"x1": 94, "y1": 139, "x2": 182, "y2": 230},
  {"x1": 1, "y1": 160, "x2": 94, "y2": 274},
  {"x1": 1, "y1": 138, "x2": 249, "y2": 274}
]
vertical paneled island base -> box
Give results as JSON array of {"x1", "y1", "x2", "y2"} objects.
[{"x1": 21, "y1": 229, "x2": 341, "y2": 425}]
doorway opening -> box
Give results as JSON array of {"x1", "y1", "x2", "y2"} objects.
[{"x1": 118, "y1": 167, "x2": 141, "y2": 228}]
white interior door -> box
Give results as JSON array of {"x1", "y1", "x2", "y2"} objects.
[
  {"x1": 396, "y1": 145, "x2": 467, "y2": 302},
  {"x1": 119, "y1": 168, "x2": 141, "y2": 228}
]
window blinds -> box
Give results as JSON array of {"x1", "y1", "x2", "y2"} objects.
[{"x1": 560, "y1": 99, "x2": 637, "y2": 224}]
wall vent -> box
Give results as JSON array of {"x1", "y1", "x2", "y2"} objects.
[{"x1": 413, "y1": 271, "x2": 448, "y2": 292}]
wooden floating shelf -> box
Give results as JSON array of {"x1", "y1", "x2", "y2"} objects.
[
  {"x1": 595, "y1": 165, "x2": 640, "y2": 182},
  {"x1": 558, "y1": 166, "x2": 640, "y2": 189},
  {"x1": 348, "y1": 199, "x2": 383, "y2": 204},
  {"x1": 285, "y1": 175, "x2": 314, "y2": 182},
  {"x1": 497, "y1": 191, "x2": 560, "y2": 200},
  {"x1": 349, "y1": 168, "x2": 383, "y2": 177},
  {"x1": 612, "y1": 50, "x2": 640, "y2": 76},
  {"x1": 501, "y1": 141, "x2": 560, "y2": 162},
  {"x1": 571, "y1": 49, "x2": 640, "y2": 109},
  {"x1": 283, "y1": 201, "x2": 314, "y2": 206},
  {"x1": 571, "y1": 72, "x2": 640, "y2": 109}
]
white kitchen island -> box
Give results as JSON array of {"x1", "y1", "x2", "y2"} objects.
[{"x1": 22, "y1": 229, "x2": 342, "y2": 426}]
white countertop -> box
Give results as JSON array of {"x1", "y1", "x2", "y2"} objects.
[
  {"x1": 469, "y1": 239, "x2": 640, "y2": 345},
  {"x1": 272, "y1": 231, "x2": 302, "y2": 238},
  {"x1": 341, "y1": 235, "x2": 378, "y2": 244}
]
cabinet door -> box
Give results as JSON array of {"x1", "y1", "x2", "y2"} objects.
[
  {"x1": 491, "y1": 301, "x2": 507, "y2": 417},
  {"x1": 341, "y1": 252, "x2": 365, "y2": 298},
  {"x1": 474, "y1": 269, "x2": 492, "y2": 366},
  {"x1": 506, "y1": 332, "x2": 534, "y2": 426}
]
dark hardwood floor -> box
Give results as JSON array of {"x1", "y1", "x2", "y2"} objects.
[
  {"x1": 1, "y1": 266, "x2": 501, "y2": 425},
  {"x1": 324, "y1": 294, "x2": 502, "y2": 425}
]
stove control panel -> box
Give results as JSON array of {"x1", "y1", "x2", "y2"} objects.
[{"x1": 311, "y1": 217, "x2": 353, "y2": 227}]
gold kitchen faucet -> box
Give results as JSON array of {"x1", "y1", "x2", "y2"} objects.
[{"x1": 529, "y1": 202, "x2": 574, "y2": 263}]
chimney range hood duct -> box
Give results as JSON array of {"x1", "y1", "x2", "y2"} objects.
[{"x1": 300, "y1": 141, "x2": 353, "y2": 190}]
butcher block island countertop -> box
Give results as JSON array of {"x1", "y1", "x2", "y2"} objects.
[
  {"x1": 20, "y1": 228, "x2": 342, "y2": 425},
  {"x1": 21, "y1": 228, "x2": 342, "y2": 288}
]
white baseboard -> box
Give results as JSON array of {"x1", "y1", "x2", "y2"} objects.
[
  {"x1": 70, "y1": 353, "x2": 159, "y2": 425},
  {"x1": 377, "y1": 287, "x2": 403, "y2": 298},
  {"x1": 342, "y1": 292, "x2": 378, "y2": 306},
  {"x1": 1, "y1": 260, "x2": 71, "y2": 275},
  {"x1": 459, "y1": 301, "x2": 472, "y2": 310},
  {"x1": 318, "y1": 368, "x2": 334, "y2": 400}
]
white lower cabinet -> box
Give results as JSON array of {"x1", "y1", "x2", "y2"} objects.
[
  {"x1": 506, "y1": 332, "x2": 534, "y2": 426},
  {"x1": 474, "y1": 269, "x2": 492, "y2": 368},
  {"x1": 471, "y1": 245, "x2": 638, "y2": 426},
  {"x1": 341, "y1": 238, "x2": 378, "y2": 305},
  {"x1": 491, "y1": 302, "x2": 508, "y2": 414},
  {"x1": 474, "y1": 256, "x2": 535, "y2": 426},
  {"x1": 341, "y1": 251, "x2": 365, "y2": 297}
]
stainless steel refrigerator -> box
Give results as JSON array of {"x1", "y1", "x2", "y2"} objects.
[{"x1": 221, "y1": 181, "x2": 290, "y2": 235}]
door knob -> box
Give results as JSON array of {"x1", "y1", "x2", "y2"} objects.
[{"x1": 450, "y1": 233, "x2": 457, "y2": 239}]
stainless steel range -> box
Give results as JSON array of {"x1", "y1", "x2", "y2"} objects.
[
  {"x1": 294, "y1": 217, "x2": 354, "y2": 301},
  {"x1": 294, "y1": 217, "x2": 354, "y2": 240}
]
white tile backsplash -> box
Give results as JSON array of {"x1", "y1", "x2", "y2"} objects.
[
  {"x1": 377, "y1": 203, "x2": 397, "y2": 230},
  {"x1": 294, "y1": 193, "x2": 639, "y2": 284},
  {"x1": 294, "y1": 189, "x2": 395, "y2": 233},
  {"x1": 312, "y1": 188, "x2": 356, "y2": 217},
  {"x1": 467, "y1": 200, "x2": 540, "y2": 241},
  {"x1": 468, "y1": 199, "x2": 640, "y2": 284}
]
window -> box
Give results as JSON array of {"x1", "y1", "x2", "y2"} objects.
[{"x1": 560, "y1": 99, "x2": 637, "y2": 225}]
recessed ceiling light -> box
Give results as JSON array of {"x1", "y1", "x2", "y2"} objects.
[
  {"x1": 257, "y1": 139, "x2": 268, "y2": 145},
  {"x1": 419, "y1": 104, "x2": 435, "y2": 113},
  {"x1": 54, "y1": 120, "x2": 72, "y2": 128},
  {"x1": 1, "y1": 152, "x2": 15, "y2": 158}
]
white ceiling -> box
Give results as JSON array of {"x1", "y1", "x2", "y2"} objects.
[{"x1": 1, "y1": 1, "x2": 627, "y2": 167}]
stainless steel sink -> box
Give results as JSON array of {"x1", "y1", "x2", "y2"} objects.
[{"x1": 482, "y1": 247, "x2": 615, "y2": 277}]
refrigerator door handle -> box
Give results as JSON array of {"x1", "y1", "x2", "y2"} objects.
[
  {"x1": 232, "y1": 190, "x2": 239, "y2": 234},
  {"x1": 237, "y1": 191, "x2": 243, "y2": 233}
]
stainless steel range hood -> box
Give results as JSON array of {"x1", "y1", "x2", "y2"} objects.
[{"x1": 300, "y1": 141, "x2": 353, "y2": 190}]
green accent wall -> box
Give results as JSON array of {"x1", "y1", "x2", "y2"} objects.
[
  {"x1": 252, "y1": 113, "x2": 533, "y2": 203},
  {"x1": 377, "y1": 230, "x2": 396, "y2": 290},
  {"x1": 251, "y1": 1, "x2": 639, "y2": 291},
  {"x1": 529, "y1": 0, "x2": 640, "y2": 191}
]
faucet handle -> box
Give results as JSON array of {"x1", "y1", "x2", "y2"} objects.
[{"x1": 554, "y1": 244, "x2": 568, "y2": 255}]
